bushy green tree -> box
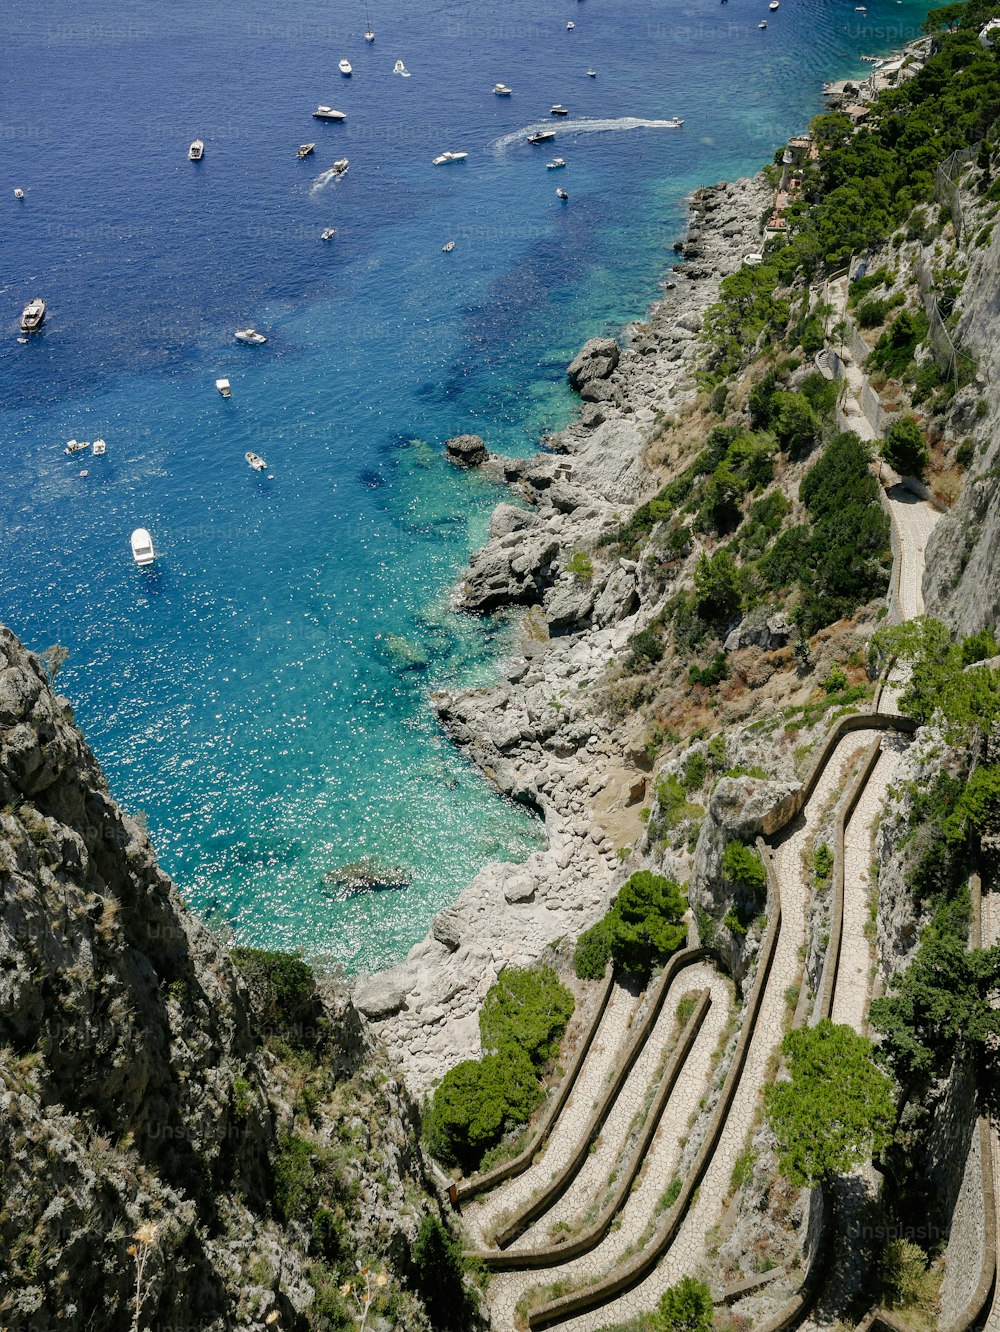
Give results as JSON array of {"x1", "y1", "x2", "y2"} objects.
[
  {"x1": 607, "y1": 871, "x2": 687, "y2": 980},
  {"x1": 765, "y1": 1020, "x2": 895, "y2": 1189},
  {"x1": 480, "y1": 965, "x2": 575, "y2": 1066},
  {"x1": 870, "y1": 902, "x2": 1000, "y2": 1096},
  {"x1": 655, "y1": 1275, "x2": 713, "y2": 1331},
  {"x1": 771, "y1": 391, "x2": 819, "y2": 456},
  {"x1": 880, "y1": 415, "x2": 929, "y2": 476},
  {"x1": 425, "y1": 1047, "x2": 541, "y2": 1170},
  {"x1": 694, "y1": 549, "x2": 741, "y2": 625}
]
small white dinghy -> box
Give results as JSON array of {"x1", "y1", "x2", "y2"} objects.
[
  {"x1": 14, "y1": 188, "x2": 24, "y2": 200},
  {"x1": 245, "y1": 452, "x2": 268, "y2": 471},
  {"x1": 131, "y1": 528, "x2": 155, "y2": 566},
  {"x1": 91, "y1": 439, "x2": 107, "y2": 455},
  {"x1": 393, "y1": 59, "x2": 410, "y2": 76},
  {"x1": 216, "y1": 378, "x2": 232, "y2": 397},
  {"x1": 339, "y1": 59, "x2": 353, "y2": 75}
]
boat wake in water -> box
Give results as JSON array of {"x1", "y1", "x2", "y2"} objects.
[
  {"x1": 492, "y1": 116, "x2": 684, "y2": 156},
  {"x1": 310, "y1": 167, "x2": 347, "y2": 195}
]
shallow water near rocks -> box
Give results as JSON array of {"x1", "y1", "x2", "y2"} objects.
[{"x1": 1, "y1": 0, "x2": 934, "y2": 969}]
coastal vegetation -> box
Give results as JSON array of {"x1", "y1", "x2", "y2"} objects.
[
  {"x1": 425, "y1": 964, "x2": 574, "y2": 1171},
  {"x1": 573, "y1": 870, "x2": 688, "y2": 981}
]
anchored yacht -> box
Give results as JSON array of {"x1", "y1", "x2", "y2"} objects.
[
  {"x1": 297, "y1": 142, "x2": 316, "y2": 158},
  {"x1": 313, "y1": 106, "x2": 347, "y2": 120},
  {"x1": 20, "y1": 299, "x2": 45, "y2": 333},
  {"x1": 432, "y1": 150, "x2": 468, "y2": 164},
  {"x1": 131, "y1": 529, "x2": 155, "y2": 567},
  {"x1": 235, "y1": 328, "x2": 267, "y2": 345}
]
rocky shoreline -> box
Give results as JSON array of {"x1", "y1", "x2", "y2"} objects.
[{"x1": 352, "y1": 171, "x2": 772, "y2": 1092}]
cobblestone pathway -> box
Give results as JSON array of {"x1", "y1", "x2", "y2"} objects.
[
  {"x1": 546, "y1": 734, "x2": 876, "y2": 1331},
  {"x1": 885, "y1": 485, "x2": 940, "y2": 621},
  {"x1": 831, "y1": 735, "x2": 909, "y2": 1033},
  {"x1": 463, "y1": 981, "x2": 642, "y2": 1247},
  {"x1": 485, "y1": 961, "x2": 731, "y2": 1329}
]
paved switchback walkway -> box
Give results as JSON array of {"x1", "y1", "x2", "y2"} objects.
[
  {"x1": 548, "y1": 733, "x2": 876, "y2": 1331},
  {"x1": 486, "y1": 961, "x2": 731, "y2": 1330},
  {"x1": 463, "y1": 981, "x2": 642, "y2": 1248}
]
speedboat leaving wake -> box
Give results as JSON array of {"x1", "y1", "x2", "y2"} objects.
[
  {"x1": 310, "y1": 165, "x2": 348, "y2": 194},
  {"x1": 492, "y1": 115, "x2": 683, "y2": 156}
]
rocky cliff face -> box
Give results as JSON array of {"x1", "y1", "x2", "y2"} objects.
[
  {"x1": 0, "y1": 627, "x2": 444, "y2": 1331},
  {"x1": 922, "y1": 199, "x2": 1000, "y2": 631}
]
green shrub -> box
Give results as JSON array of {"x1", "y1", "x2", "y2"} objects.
[
  {"x1": 574, "y1": 918, "x2": 613, "y2": 980},
  {"x1": 273, "y1": 1134, "x2": 318, "y2": 1223},
  {"x1": 694, "y1": 549, "x2": 741, "y2": 625},
  {"x1": 878, "y1": 1239, "x2": 938, "y2": 1313},
  {"x1": 880, "y1": 415, "x2": 929, "y2": 477},
  {"x1": 823, "y1": 666, "x2": 848, "y2": 693},
  {"x1": 655, "y1": 1275, "x2": 713, "y2": 1331},
  {"x1": 688, "y1": 652, "x2": 729, "y2": 688},
  {"x1": 480, "y1": 965, "x2": 574, "y2": 1066},
  {"x1": 425, "y1": 1048, "x2": 541, "y2": 1171},
  {"x1": 869, "y1": 309, "x2": 928, "y2": 379},
  {"x1": 606, "y1": 871, "x2": 687, "y2": 980},
  {"x1": 627, "y1": 627, "x2": 664, "y2": 670},
  {"x1": 567, "y1": 550, "x2": 594, "y2": 582},
  {"x1": 230, "y1": 947, "x2": 326, "y2": 1048},
  {"x1": 813, "y1": 842, "x2": 834, "y2": 884},
  {"x1": 682, "y1": 751, "x2": 708, "y2": 792},
  {"x1": 721, "y1": 840, "x2": 767, "y2": 896},
  {"x1": 771, "y1": 391, "x2": 819, "y2": 456},
  {"x1": 856, "y1": 297, "x2": 889, "y2": 327}
]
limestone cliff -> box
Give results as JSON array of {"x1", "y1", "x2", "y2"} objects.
[{"x1": 0, "y1": 627, "x2": 451, "y2": 1331}]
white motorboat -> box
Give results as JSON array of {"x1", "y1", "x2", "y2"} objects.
[
  {"x1": 528, "y1": 130, "x2": 556, "y2": 144},
  {"x1": 567, "y1": 20, "x2": 575, "y2": 29},
  {"x1": 331, "y1": 157, "x2": 349, "y2": 174},
  {"x1": 587, "y1": 68, "x2": 597, "y2": 76},
  {"x1": 245, "y1": 451, "x2": 268, "y2": 471},
  {"x1": 547, "y1": 157, "x2": 567, "y2": 169},
  {"x1": 64, "y1": 439, "x2": 88, "y2": 455},
  {"x1": 664, "y1": 117, "x2": 684, "y2": 128},
  {"x1": 769, "y1": 2, "x2": 779, "y2": 9},
  {"x1": 20, "y1": 299, "x2": 45, "y2": 333},
  {"x1": 313, "y1": 106, "x2": 347, "y2": 120},
  {"x1": 442, "y1": 240, "x2": 455, "y2": 251},
  {"x1": 131, "y1": 528, "x2": 155, "y2": 567},
  {"x1": 393, "y1": 59, "x2": 410, "y2": 76},
  {"x1": 321, "y1": 228, "x2": 337, "y2": 240},
  {"x1": 339, "y1": 59, "x2": 353, "y2": 74},
  {"x1": 189, "y1": 139, "x2": 204, "y2": 161},
  {"x1": 550, "y1": 104, "x2": 569, "y2": 115},
  {"x1": 91, "y1": 439, "x2": 107, "y2": 455},
  {"x1": 493, "y1": 83, "x2": 513, "y2": 95},
  {"x1": 13, "y1": 188, "x2": 24, "y2": 200},
  {"x1": 216, "y1": 378, "x2": 231, "y2": 397},
  {"x1": 297, "y1": 142, "x2": 317, "y2": 158},
  {"x1": 556, "y1": 187, "x2": 569, "y2": 200},
  {"x1": 758, "y1": 19, "x2": 767, "y2": 27},
  {"x1": 235, "y1": 328, "x2": 267, "y2": 345},
  {"x1": 432, "y1": 151, "x2": 468, "y2": 164}
]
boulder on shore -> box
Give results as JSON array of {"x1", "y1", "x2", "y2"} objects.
[
  {"x1": 566, "y1": 337, "x2": 620, "y2": 392},
  {"x1": 445, "y1": 434, "x2": 490, "y2": 468}
]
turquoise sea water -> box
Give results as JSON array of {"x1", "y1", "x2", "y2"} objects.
[{"x1": 1, "y1": 0, "x2": 933, "y2": 970}]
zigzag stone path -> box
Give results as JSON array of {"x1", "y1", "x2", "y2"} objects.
[
  {"x1": 463, "y1": 981, "x2": 642, "y2": 1248},
  {"x1": 511, "y1": 968, "x2": 725, "y2": 1251},
  {"x1": 886, "y1": 486, "x2": 939, "y2": 621},
  {"x1": 485, "y1": 961, "x2": 731, "y2": 1329},
  {"x1": 541, "y1": 733, "x2": 876, "y2": 1331},
  {"x1": 831, "y1": 735, "x2": 910, "y2": 1032}
]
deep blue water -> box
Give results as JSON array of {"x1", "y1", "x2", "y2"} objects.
[{"x1": 1, "y1": 0, "x2": 932, "y2": 970}]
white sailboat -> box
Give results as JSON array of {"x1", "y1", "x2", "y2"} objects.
[{"x1": 364, "y1": 0, "x2": 375, "y2": 41}]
